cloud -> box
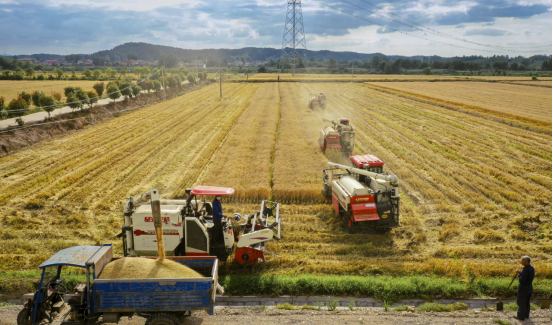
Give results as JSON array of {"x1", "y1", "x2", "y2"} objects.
[{"x1": 464, "y1": 28, "x2": 513, "y2": 36}]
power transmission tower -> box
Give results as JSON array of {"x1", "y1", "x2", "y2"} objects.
[{"x1": 281, "y1": 0, "x2": 307, "y2": 76}]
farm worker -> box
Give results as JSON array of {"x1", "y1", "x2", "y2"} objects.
[
  {"x1": 211, "y1": 196, "x2": 226, "y2": 245},
  {"x1": 515, "y1": 256, "x2": 535, "y2": 320}
]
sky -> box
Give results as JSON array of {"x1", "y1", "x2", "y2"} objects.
[{"x1": 0, "y1": 0, "x2": 551, "y2": 57}]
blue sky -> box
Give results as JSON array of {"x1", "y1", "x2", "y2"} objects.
[{"x1": 0, "y1": 0, "x2": 551, "y2": 57}]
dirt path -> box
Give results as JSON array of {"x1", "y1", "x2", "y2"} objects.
[{"x1": 0, "y1": 306, "x2": 550, "y2": 325}]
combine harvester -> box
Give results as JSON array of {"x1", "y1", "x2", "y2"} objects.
[
  {"x1": 319, "y1": 118, "x2": 355, "y2": 157},
  {"x1": 322, "y1": 154, "x2": 400, "y2": 233},
  {"x1": 309, "y1": 92, "x2": 326, "y2": 109},
  {"x1": 120, "y1": 186, "x2": 282, "y2": 265}
]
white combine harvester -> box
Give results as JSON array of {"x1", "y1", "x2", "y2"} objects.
[
  {"x1": 319, "y1": 118, "x2": 355, "y2": 157},
  {"x1": 119, "y1": 186, "x2": 282, "y2": 264},
  {"x1": 322, "y1": 154, "x2": 400, "y2": 233}
]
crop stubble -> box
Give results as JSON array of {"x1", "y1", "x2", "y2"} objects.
[
  {"x1": 0, "y1": 82, "x2": 260, "y2": 269},
  {"x1": 366, "y1": 81, "x2": 552, "y2": 123},
  {"x1": 0, "y1": 80, "x2": 99, "y2": 103}
]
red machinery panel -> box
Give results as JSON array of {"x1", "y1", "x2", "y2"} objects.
[
  {"x1": 325, "y1": 135, "x2": 342, "y2": 148},
  {"x1": 351, "y1": 202, "x2": 377, "y2": 214},
  {"x1": 353, "y1": 214, "x2": 380, "y2": 222},
  {"x1": 350, "y1": 154, "x2": 384, "y2": 168},
  {"x1": 235, "y1": 246, "x2": 265, "y2": 264}
]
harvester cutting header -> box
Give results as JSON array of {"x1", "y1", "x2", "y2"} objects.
[
  {"x1": 319, "y1": 118, "x2": 355, "y2": 157},
  {"x1": 322, "y1": 154, "x2": 400, "y2": 233}
]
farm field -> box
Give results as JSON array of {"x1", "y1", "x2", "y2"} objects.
[
  {"x1": 249, "y1": 73, "x2": 552, "y2": 81},
  {"x1": 0, "y1": 81, "x2": 550, "y2": 284},
  {"x1": 0, "y1": 80, "x2": 99, "y2": 103},
  {"x1": 505, "y1": 80, "x2": 552, "y2": 87},
  {"x1": 366, "y1": 81, "x2": 553, "y2": 123}
]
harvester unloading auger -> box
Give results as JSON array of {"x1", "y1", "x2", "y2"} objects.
[
  {"x1": 119, "y1": 186, "x2": 282, "y2": 265},
  {"x1": 319, "y1": 117, "x2": 355, "y2": 157},
  {"x1": 322, "y1": 154, "x2": 400, "y2": 233}
]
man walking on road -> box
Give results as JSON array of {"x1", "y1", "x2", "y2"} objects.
[{"x1": 516, "y1": 256, "x2": 535, "y2": 320}]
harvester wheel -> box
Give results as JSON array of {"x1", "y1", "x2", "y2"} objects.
[
  {"x1": 145, "y1": 313, "x2": 181, "y2": 325},
  {"x1": 16, "y1": 308, "x2": 32, "y2": 325}
]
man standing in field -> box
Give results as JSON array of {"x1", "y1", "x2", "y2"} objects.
[
  {"x1": 211, "y1": 195, "x2": 225, "y2": 245},
  {"x1": 515, "y1": 256, "x2": 534, "y2": 320}
]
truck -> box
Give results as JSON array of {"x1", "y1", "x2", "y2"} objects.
[
  {"x1": 17, "y1": 244, "x2": 220, "y2": 325},
  {"x1": 322, "y1": 154, "x2": 400, "y2": 233}
]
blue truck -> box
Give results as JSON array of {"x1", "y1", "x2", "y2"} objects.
[{"x1": 17, "y1": 244, "x2": 220, "y2": 325}]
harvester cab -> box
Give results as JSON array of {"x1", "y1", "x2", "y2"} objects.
[
  {"x1": 322, "y1": 155, "x2": 400, "y2": 233},
  {"x1": 319, "y1": 117, "x2": 355, "y2": 156},
  {"x1": 120, "y1": 187, "x2": 282, "y2": 264}
]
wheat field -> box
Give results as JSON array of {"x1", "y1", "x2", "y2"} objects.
[
  {"x1": 0, "y1": 81, "x2": 550, "y2": 280},
  {"x1": 249, "y1": 73, "x2": 552, "y2": 82},
  {"x1": 0, "y1": 80, "x2": 100, "y2": 103},
  {"x1": 366, "y1": 81, "x2": 552, "y2": 122}
]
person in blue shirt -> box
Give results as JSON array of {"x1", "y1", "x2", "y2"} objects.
[
  {"x1": 516, "y1": 256, "x2": 535, "y2": 320},
  {"x1": 211, "y1": 196, "x2": 226, "y2": 245}
]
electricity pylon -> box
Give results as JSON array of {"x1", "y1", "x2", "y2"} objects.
[{"x1": 281, "y1": 0, "x2": 307, "y2": 76}]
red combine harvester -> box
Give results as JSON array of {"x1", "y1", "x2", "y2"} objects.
[
  {"x1": 319, "y1": 118, "x2": 355, "y2": 157},
  {"x1": 322, "y1": 154, "x2": 400, "y2": 233},
  {"x1": 120, "y1": 186, "x2": 281, "y2": 264}
]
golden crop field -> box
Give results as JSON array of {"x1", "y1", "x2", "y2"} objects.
[
  {"x1": 366, "y1": 81, "x2": 552, "y2": 123},
  {"x1": 0, "y1": 80, "x2": 99, "y2": 103},
  {"x1": 0, "y1": 81, "x2": 550, "y2": 280},
  {"x1": 249, "y1": 73, "x2": 552, "y2": 82}
]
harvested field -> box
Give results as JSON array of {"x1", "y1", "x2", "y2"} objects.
[
  {"x1": 366, "y1": 81, "x2": 552, "y2": 123},
  {"x1": 199, "y1": 83, "x2": 279, "y2": 202},
  {"x1": 0, "y1": 82, "x2": 259, "y2": 269},
  {"x1": 271, "y1": 83, "x2": 327, "y2": 203},
  {"x1": 0, "y1": 80, "x2": 99, "y2": 103},
  {"x1": 504, "y1": 80, "x2": 552, "y2": 87},
  {"x1": 249, "y1": 73, "x2": 552, "y2": 82},
  {"x1": 0, "y1": 81, "x2": 550, "y2": 285}
]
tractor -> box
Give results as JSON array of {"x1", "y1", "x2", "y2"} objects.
[
  {"x1": 309, "y1": 92, "x2": 326, "y2": 109},
  {"x1": 322, "y1": 154, "x2": 400, "y2": 233},
  {"x1": 319, "y1": 118, "x2": 355, "y2": 157},
  {"x1": 119, "y1": 186, "x2": 282, "y2": 265}
]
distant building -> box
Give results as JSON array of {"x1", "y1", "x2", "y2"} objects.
[
  {"x1": 18, "y1": 57, "x2": 40, "y2": 64},
  {"x1": 42, "y1": 60, "x2": 61, "y2": 66}
]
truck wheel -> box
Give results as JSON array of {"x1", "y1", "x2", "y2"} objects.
[
  {"x1": 145, "y1": 313, "x2": 181, "y2": 325},
  {"x1": 17, "y1": 308, "x2": 32, "y2": 325}
]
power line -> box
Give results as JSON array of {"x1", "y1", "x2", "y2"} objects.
[
  {"x1": 316, "y1": 0, "x2": 551, "y2": 54},
  {"x1": 339, "y1": 0, "x2": 551, "y2": 53},
  {"x1": 353, "y1": 0, "x2": 552, "y2": 50}
]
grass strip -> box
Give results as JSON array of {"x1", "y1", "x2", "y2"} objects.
[{"x1": 219, "y1": 274, "x2": 552, "y2": 300}]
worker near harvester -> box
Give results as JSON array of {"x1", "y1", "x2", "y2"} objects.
[
  {"x1": 211, "y1": 195, "x2": 226, "y2": 245},
  {"x1": 515, "y1": 256, "x2": 535, "y2": 320}
]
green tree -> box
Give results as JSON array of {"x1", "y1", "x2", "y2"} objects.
[
  {"x1": 328, "y1": 58, "x2": 336, "y2": 71},
  {"x1": 75, "y1": 88, "x2": 89, "y2": 109},
  {"x1": 258, "y1": 66, "x2": 267, "y2": 73},
  {"x1": 65, "y1": 54, "x2": 82, "y2": 62},
  {"x1": 119, "y1": 80, "x2": 133, "y2": 99},
  {"x1": 92, "y1": 56, "x2": 106, "y2": 66},
  {"x1": 15, "y1": 67, "x2": 24, "y2": 75},
  {"x1": 86, "y1": 90, "x2": 98, "y2": 108},
  {"x1": 220, "y1": 57, "x2": 228, "y2": 67},
  {"x1": 66, "y1": 93, "x2": 80, "y2": 111},
  {"x1": 378, "y1": 61, "x2": 386, "y2": 72},
  {"x1": 84, "y1": 69, "x2": 93, "y2": 79},
  {"x1": 93, "y1": 69, "x2": 102, "y2": 80},
  {"x1": 370, "y1": 55, "x2": 381, "y2": 69},
  {"x1": 127, "y1": 53, "x2": 138, "y2": 60},
  {"x1": 105, "y1": 68, "x2": 116, "y2": 79},
  {"x1": 39, "y1": 95, "x2": 57, "y2": 118},
  {"x1": 31, "y1": 90, "x2": 45, "y2": 107},
  {"x1": 8, "y1": 96, "x2": 28, "y2": 117},
  {"x1": 64, "y1": 86, "x2": 76, "y2": 97},
  {"x1": 131, "y1": 84, "x2": 142, "y2": 97},
  {"x1": 25, "y1": 67, "x2": 35, "y2": 78},
  {"x1": 54, "y1": 68, "x2": 64, "y2": 80},
  {"x1": 153, "y1": 80, "x2": 162, "y2": 92},
  {"x1": 0, "y1": 96, "x2": 6, "y2": 118},
  {"x1": 422, "y1": 67, "x2": 432, "y2": 75},
  {"x1": 18, "y1": 91, "x2": 32, "y2": 106},
  {"x1": 93, "y1": 82, "x2": 105, "y2": 97},
  {"x1": 133, "y1": 67, "x2": 142, "y2": 78},
  {"x1": 106, "y1": 83, "x2": 121, "y2": 103},
  {"x1": 187, "y1": 74, "x2": 196, "y2": 84}
]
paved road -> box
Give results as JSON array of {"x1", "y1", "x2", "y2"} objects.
[
  {"x1": 0, "y1": 80, "x2": 191, "y2": 129},
  {"x1": 0, "y1": 306, "x2": 550, "y2": 325}
]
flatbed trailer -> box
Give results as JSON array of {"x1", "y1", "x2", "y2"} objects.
[{"x1": 17, "y1": 245, "x2": 220, "y2": 325}]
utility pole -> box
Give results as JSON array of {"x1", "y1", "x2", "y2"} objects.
[
  {"x1": 161, "y1": 62, "x2": 166, "y2": 101},
  {"x1": 281, "y1": 1, "x2": 307, "y2": 77}
]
